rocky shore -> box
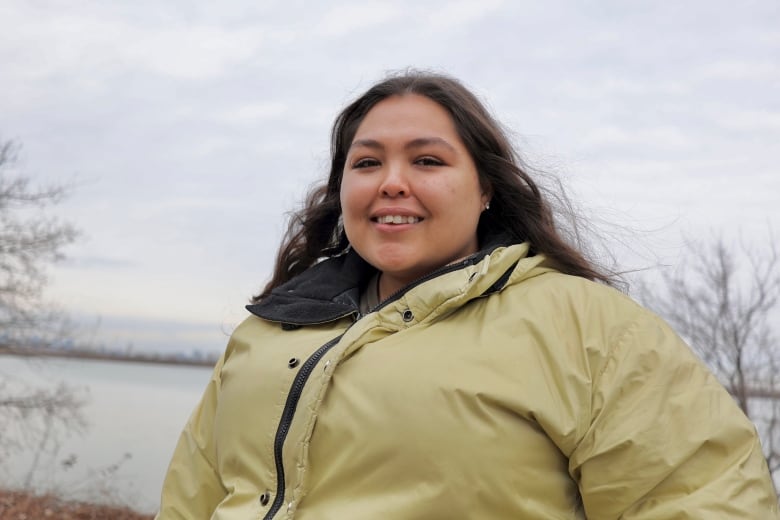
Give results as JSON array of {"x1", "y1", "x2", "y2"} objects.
[{"x1": 0, "y1": 490, "x2": 153, "y2": 519}]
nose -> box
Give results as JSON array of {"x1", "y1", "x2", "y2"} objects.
[{"x1": 379, "y1": 162, "x2": 409, "y2": 198}]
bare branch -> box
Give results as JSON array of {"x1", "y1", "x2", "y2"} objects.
[
  {"x1": 0, "y1": 137, "x2": 87, "y2": 481},
  {"x1": 0, "y1": 138, "x2": 79, "y2": 343}
]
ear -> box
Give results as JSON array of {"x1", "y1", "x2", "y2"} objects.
[{"x1": 480, "y1": 182, "x2": 493, "y2": 209}]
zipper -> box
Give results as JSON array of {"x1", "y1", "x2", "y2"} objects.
[
  {"x1": 369, "y1": 256, "x2": 480, "y2": 313},
  {"x1": 262, "y1": 252, "x2": 490, "y2": 518},
  {"x1": 263, "y1": 333, "x2": 345, "y2": 519}
]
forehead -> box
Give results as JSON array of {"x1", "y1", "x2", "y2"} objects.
[{"x1": 353, "y1": 94, "x2": 459, "y2": 141}]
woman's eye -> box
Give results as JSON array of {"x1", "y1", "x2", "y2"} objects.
[
  {"x1": 415, "y1": 156, "x2": 444, "y2": 167},
  {"x1": 353, "y1": 158, "x2": 380, "y2": 168}
]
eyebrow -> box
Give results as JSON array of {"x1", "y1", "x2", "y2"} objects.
[{"x1": 349, "y1": 137, "x2": 457, "y2": 153}]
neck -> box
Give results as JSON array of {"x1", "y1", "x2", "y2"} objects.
[{"x1": 377, "y1": 272, "x2": 408, "y2": 302}]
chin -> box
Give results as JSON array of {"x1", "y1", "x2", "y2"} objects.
[{"x1": 365, "y1": 248, "x2": 419, "y2": 271}]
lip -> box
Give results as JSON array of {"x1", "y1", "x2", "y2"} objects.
[{"x1": 369, "y1": 207, "x2": 425, "y2": 232}]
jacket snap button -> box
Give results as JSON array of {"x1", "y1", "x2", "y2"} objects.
[
  {"x1": 259, "y1": 492, "x2": 270, "y2": 506},
  {"x1": 288, "y1": 358, "x2": 300, "y2": 368},
  {"x1": 402, "y1": 309, "x2": 414, "y2": 322}
]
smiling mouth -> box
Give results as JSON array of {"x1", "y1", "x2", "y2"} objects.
[{"x1": 373, "y1": 215, "x2": 423, "y2": 224}]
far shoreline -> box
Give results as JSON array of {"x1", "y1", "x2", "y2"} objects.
[{"x1": 0, "y1": 345, "x2": 217, "y2": 368}]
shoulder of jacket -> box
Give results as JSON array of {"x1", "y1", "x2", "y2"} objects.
[
  {"x1": 507, "y1": 269, "x2": 638, "y2": 310},
  {"x1": 501, "y1": 270, "x2": 667, "y2": 360}
]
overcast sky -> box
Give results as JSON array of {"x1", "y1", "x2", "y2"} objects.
[{"x1": 2, "y1": 1, "x2": 778, "y2": 355}]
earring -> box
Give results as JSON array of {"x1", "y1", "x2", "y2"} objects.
[{"x1": 484, "y1": 201, "x2": 491, "y2": 210}]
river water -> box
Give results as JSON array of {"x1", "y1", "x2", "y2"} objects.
[{"x1": 0, "y1": 355, "x2": 212, "y2": 514}]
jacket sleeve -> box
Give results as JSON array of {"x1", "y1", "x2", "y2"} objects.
[
  {"x1": 569, "y1": 309, "x2": 780, "y2": 519},
  {"x1": 156, "y1": 355, "x2": 227, "y2": 519}
]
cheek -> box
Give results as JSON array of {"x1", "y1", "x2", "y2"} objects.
[
  {"x1": 339, "y1": 176, "x2": 356, "y2": 213},
  {"x1": 425, "y1": 177, "x2": 480, "y2": 213},
  {"x1": 339, "y1": 175, "x2": 366, "y2": 230}
]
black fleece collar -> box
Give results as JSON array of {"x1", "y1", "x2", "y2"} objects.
[{"x1": 246, "y1": 250, "x2": 372, "y2": 326}]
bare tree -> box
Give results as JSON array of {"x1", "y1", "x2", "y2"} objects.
[
  {"x1": 1, "y1": 139, "x2": 79, "y2": 341},
  {"x1": 637, "y1": 234, "x2": 780, "y2": 492},
  {"x1": 0, "y1": 138, "x2": 86, "y2": 476}
]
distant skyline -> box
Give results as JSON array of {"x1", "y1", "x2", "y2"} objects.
[{"x1": 2, "y1": 1, "x2": 778, "y2": 354}]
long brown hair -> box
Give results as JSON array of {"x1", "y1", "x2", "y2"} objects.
[{"x1": 255, "y1": 70, "x2": 614, "y2": 301}]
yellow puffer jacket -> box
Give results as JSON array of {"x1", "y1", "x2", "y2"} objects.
[{"x1": 157, "y1": 243, "x2": 779, "y2": 519}]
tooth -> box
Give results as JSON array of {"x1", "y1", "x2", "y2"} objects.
[{"x1": 377, "y1": 215, "x2": 420, "y2": 224}]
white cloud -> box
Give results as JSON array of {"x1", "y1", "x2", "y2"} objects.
[
  {"x1": 581, "y1": 125, "x2": 693, "y2": 150},
  {"x1": 600, "y1": 77, "x2": 689, "y2": 96},
  {"x1": 131, "y1": 195, "x2": 238, "y2": 218},
  {"x1": 217, "y1": 102, "x2": 289, "y2": 123},
  {"x1": 695, "y1": 60, "x2": 779, "y2": 81},
  {"x1": 552, "y1": 77, "x2": 691, "y2": 101},
  {"x1": 424, "y1": 0, "x2": 505, "y2": 30},
  {"x1": 316, "y1": 2, "x2": 405, "y2": 37},
  {"x1": 0, "y1": 4, "x2": 272, "y2": 82},
  {"x1": 120, "y1": 25, "x2": 265, "y2": 80},
  {"x1": 0, "y1": 10, "x2": 118, "y2": 81},
  {"x1": 712, "y1": 109, "x2": 780, "y2": 132}
]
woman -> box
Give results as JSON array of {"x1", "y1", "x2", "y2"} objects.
[{"x1": 157, "y1": 72, "x2": 779, "y2": 519}]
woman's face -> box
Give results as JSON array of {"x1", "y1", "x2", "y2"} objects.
[{"x1": 340, "y1": 94, "x2": 489, "y2": 295}]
